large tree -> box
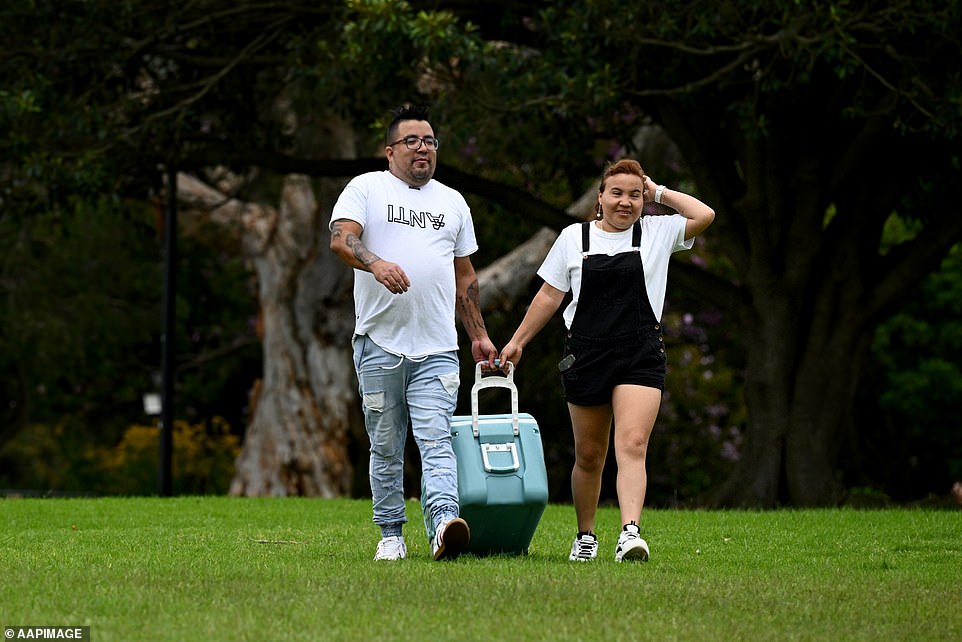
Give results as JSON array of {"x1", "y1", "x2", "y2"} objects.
[
  {"x1": 543, "y1": 1, "x2": 962, "y2": 505},
  {"x1": 3, "y1": 1, "x2": 960, "y2": 504},
  {"x1": 456, "y1": 1, "x2": 962, "y2": 505}
]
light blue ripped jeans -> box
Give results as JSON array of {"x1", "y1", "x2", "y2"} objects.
[{"x1": 352, "y1": 335, "x2": 461, "y2": 542}]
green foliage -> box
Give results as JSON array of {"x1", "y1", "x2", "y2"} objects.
[
  {"x1": 171, "y1": 219, "x2": 261, "y2": 431},
  {"x1": 0, "y1": 191, "x2": 259, "y2": 488},
  {"x1": 656, "y1": 306, "x2": 747, "y2": 502},
  {"x1": 653, "y1": 245, "x2": 747, "y2": 501},
  {"x1": 0, "y1": 197, "x2": 160, "y2": 439},
  {"x1": 0, "y1": 418, "x2": 240, "y2": 495},
  {"x1": 4, "y1": 0, "x2": 959, "y2": 212},
  {"x1": 91, "y1": 418, "x2": 241, "y2": 495},
  {"x1": 861, "y1": 243, "x2": 962, "y2": 493}
]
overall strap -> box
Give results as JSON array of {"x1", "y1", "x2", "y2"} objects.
[{"x1": 583, "y1": 219, "x2": 642, "y2": 255}]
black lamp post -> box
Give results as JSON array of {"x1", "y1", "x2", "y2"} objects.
[{"x1": 159, "y1": 162, "x2": 177, "y2": 496}]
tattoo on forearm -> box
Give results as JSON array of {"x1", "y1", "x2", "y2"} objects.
[
  {"x1": 457, "y1": 280, "x2": 486, "y2": 331},
  {"x1": 466, "y1": 280, "x2": 481, "y2": 307},
  {"x1": 332, "y1": 221, "x2": 381, "y2": 268},
  {"x1": 346, "y1": 233, "x2": 381, "y2": 267}
]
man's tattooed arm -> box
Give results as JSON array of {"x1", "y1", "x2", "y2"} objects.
[
  {"x1": 331, "y1": 219, "x2": 410, "y2": 293},
  {"x1": 331, "y1": 220, "x2": 381, "y2": 270},
  {"x1": 454, "y1": 257, "x2": 498, "y2": 366},
  {"x1": 345, "y1": 232, "x2": 381, "y2": 268},
  {"x1": 456, "y1": 279, "x2": 487, "y2": 334}
]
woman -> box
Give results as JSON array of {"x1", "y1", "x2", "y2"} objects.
[{"x1": 499, "y1": 159, "x2": 714, "y2": 562}]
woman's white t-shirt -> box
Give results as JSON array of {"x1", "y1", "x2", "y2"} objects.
[
  {"x1": 537, "y1": 217, "x2": 692, "y2": 329},
  {"x1": 330, "y1": 170, "x2": 478, "y2": 357}
]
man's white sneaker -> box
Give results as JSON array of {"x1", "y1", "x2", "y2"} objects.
[
  {"x1": 568, "y1": 531, "x2": 598, "y2": 561},
  {"x1": 615, "y1": 523, "x2": 649, "y2": 562},
  {"x1": 432, "y1": 517, "x2": 470, "y2": 560},
  {"x1": 373, "y1": 535, "x2": 407, "y2": 561}
]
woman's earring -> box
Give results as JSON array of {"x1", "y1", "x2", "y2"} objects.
[{"x1": 596, "y1": 204, "x2": 602, "y2": 219}]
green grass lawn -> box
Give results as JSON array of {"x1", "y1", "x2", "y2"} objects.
[{"x1": 1, "y1": 497, "x2": 960, "y2": 641}]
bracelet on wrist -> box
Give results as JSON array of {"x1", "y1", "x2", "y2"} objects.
[{"x1": 654, "y1": 185, "x2": 667, "y2": 204}]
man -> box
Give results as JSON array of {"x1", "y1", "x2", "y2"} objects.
[{"x1": 329, "y1": 103, "x2": 498, "y2": 561}]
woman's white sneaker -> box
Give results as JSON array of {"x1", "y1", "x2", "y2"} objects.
[
  {"x1": 568, "y1": 531, "x2": 598, "y2": 561},
  {"x1": 614, "y1": 522, "x2": 649, "y2": 562}
]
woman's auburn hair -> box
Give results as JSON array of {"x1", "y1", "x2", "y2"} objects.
[{"x1": 599, "y1": 159, "x2": 647, "y2": 193}]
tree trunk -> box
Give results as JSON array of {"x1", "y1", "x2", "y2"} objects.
[
  {"x1": 176, "y1": 172, "x2": 355, "y2": 495},
  {"x1": 710, "y1": 288, "x2": 867, "y2": 507},
  {"x1": 231, "y1": 174, "x2": 356, "y2": 496}
]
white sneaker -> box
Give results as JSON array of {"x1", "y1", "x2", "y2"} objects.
[
  {"x1": 432, "y1": 517, "x2": 470, "y2": 561},
  {"x1": 568, "y1": 532, "x2": 598, "y2": 561},
  {"x1": 614, "y1": 523, "x2": 649, "y2": 562},
  {"x1": 373, "y1": 535, "x2": 406, "y2": 561}
]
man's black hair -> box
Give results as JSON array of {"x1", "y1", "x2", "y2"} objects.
[{"x1": 386, "y1": 103, "x2": 432, "y2": 145}]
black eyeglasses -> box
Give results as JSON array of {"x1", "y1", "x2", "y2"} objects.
[{"x1": 388, "y1": 135, "x2": 440, "y2": 151}]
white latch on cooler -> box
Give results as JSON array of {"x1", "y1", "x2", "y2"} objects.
[{"x1": 480, "y1": 442, "x2": 520, "y2": 473}]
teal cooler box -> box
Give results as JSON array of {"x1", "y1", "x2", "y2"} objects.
[{"x1": 452, "y1": 363, "x2": 548, "y2": 555}]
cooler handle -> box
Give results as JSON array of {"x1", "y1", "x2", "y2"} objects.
[
  {"x1": 480, "y1": 442, "x2": 520, "y2": 473},
  {"x1": 471, "y1": 361, "x2": 520, "y2": 437}
]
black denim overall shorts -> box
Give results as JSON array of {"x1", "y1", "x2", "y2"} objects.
[{"x1": 560, "y1": 220, "x2": 667, "y2": 405}]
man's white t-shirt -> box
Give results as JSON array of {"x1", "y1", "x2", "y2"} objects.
[
  {"x1": 538, "y1": 217, "x2": 693, "y2": 329},
  {"x1": 330, "y1": 170, "x2": 478, "y2": 357}
]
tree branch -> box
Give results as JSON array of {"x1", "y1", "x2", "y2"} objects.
[{"x1": 182, "y1": 146, "x2": 576, "y2": 231}]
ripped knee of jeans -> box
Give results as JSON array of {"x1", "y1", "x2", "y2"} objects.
[
  {"x1": 438, "y1": 372, "x2": 459, "y2": 396},
  {"x1": 363, "y1": 391, "x2": 385, "y2": 412}
]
